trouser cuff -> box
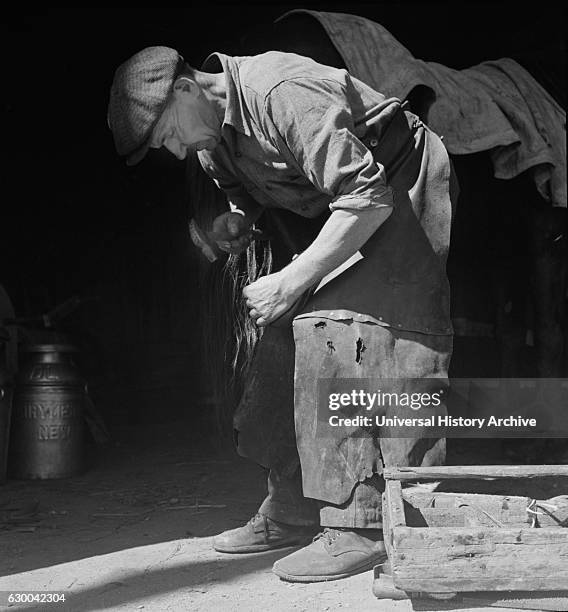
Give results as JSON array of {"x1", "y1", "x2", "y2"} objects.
[
  {"x1": 259, "y1": 468, "x2": 320, "y2": 526},
  {"x1": 258, "y1": 495, "x2": 319, "y2": 526},
  {"x1": 320, "y1": 474, "x2": 384, "y2": 529}
]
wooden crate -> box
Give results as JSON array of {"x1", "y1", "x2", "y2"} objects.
[{"x1": 382, "y1": 465, "x2": 568, "y2": 594}]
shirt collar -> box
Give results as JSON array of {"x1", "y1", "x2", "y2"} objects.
[{"x1": 201, "y1": 52, "x2": 252, "y2": 137}]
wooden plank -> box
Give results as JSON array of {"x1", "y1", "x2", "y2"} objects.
[
  {"x1": 419, "y1": 507, "x2": 467, "y2": 527},
  {"x1": 391, "y1": 527, "x2": 568, "y2": 591},
  {"x1": 385, "y1": 480, "x2": 406, "y2": 528},
  {"x1": 405, "y1": 507, "x2": 524, "y2": 528},
  {"x1": 392, "y1": 542, "x2": 568, "y2": 563},
  {"x1": 406, "y1": 493, "x2": 524, "y2": 527},
  {"x1": 393, "y1": 574, "x2": 568, "y2": 592},
  {"x1": 381, "y1": 491, "x2": 394, "y2": 561},
  {"x1": 394, "y1": 560, "x2": 568, "y2": 591},
  {"x1": 459, "y1": 504, "x2": 508, "y2": 527},
  {"x1": 384, "y1": 465, "x2": 568, "y2": 481},
  {"x1": 403, "y1": 490, "x2": 528, "y2": 510},
  {"x1": 403, "y1": 490, "x2": 568, "y2": 528},
  {"x1": 394, "y1": 526, "x2": 568, "y2": 548},
  {"x1": 418, "y1": 506, "x2": 517, "y2": 528}
]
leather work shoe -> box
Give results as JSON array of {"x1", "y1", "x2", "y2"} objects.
[
  {"x1": 213, "y1": 513, "x2": 318, "y2": 553},
  {"x1": 272, "y1": 528, "x2": 388, "y2": 582}
]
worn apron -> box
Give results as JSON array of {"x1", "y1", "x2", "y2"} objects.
[{"x1": 234, "y1": 107, "x2": 456, "y2": 506}]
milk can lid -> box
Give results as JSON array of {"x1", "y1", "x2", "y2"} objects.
[{"x1": 21, "y1": 344, "x2": 78, "y2": 353}]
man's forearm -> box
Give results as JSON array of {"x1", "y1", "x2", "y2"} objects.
[{"x1": 278, "y1": 206, "x2": 393, "y2": 297}]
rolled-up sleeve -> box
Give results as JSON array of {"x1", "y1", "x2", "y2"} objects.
[{"x1": 262, "y1": 78, "x2": 394, "y2": 211}]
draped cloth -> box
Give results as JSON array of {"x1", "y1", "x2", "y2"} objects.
[{"x1": 278, "y1": 9, "x2": 566, "y2": 208}]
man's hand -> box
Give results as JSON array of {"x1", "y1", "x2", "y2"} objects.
[
  {"x1": 243, "y1": 272, "x2": 301, "y2": 327},
  {"x1": 211, "y1": 211, "x2": 252, "y2": 255}
]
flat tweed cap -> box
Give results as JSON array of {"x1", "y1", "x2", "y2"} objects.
[{"x1": 108, "y1": 46, "x2": 184, "y2": 165}]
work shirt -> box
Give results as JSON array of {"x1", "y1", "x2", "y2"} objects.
[
  {"x1": 198, "y1": 51, "x2": 398, "y2": 218},
  {"x1": 198, "y1": 51, "x2": 454, "y2": 335}
]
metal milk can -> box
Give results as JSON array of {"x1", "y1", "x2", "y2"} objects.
[
  {"x1": 9, "y1": 344, "x2": 85, "y2": 479},
  {"x1": 0, "y1": 358, "x2": 12, "y2": 484}
]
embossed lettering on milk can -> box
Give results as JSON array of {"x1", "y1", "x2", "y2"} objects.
[{"x1": 9, "y1": 345, "x2": 86, "y2": 479}]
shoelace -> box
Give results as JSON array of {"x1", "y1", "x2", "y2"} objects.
[
  {"x1": 248, "y1": 513, "x2": 264, "y2": 525},
  {"x1": 249, "y1": 513, "x2": 270, "y2": 543},
  {"x1": 313, "y1": 527, "x2": 342, "y2": 544}
]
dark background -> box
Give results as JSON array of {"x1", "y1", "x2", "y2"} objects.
[{"x1": 1, "y1": 3, "x2": 566, "y2": 427}]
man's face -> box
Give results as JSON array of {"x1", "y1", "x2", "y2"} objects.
[{"x1": 149, "y1": 78, "x2": 220, "y2": 160}]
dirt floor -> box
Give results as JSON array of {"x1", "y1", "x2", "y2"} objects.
[{"x1": 0, "y1": 421, "x2": 566, "y2": 612}]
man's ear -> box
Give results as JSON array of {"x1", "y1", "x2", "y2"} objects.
[{"x1": 172, "y1": 76, "x2": 199, "y2": 102}]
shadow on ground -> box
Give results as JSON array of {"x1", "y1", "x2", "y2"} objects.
[
  {"x1": 0, "y1": 420, "x2": 267, "y2": 576},
  {"x1": 17, "y1": 547, "x2": 299, "y2": 612}
]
